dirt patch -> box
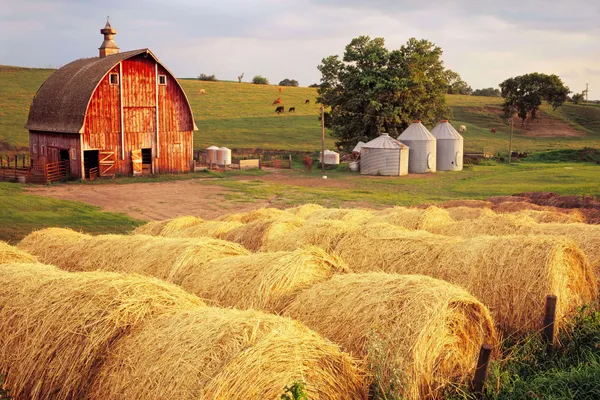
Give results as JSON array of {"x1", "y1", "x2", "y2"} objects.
[
  {"x1": 26, "y1": 180, "x2": 272, "y2": 221},
  {"x1": 466, "y1": 107, "x2": 585, "y2": 138}
]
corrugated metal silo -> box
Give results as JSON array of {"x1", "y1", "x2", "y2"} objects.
[
  {"x1": 431, "y1": 120, "x2": 463, "y2": 171},
  {"x1": 360, "y1": 133, "x2": 409, "y2": 176},
  {"x1": 397, "y1": 120, "x2": 437, "y2": 173}
]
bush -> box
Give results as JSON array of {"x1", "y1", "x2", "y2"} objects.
[
  {"x1": 198, "y1": 73, "x2": 217, "y2": 81},
  {"x1": 279, "y1": 79, "x2": 299, "y2": 87},
  {"x1": 252, "y1": 75, "x2": 269, "y2": 85},
  {"x1": 572, "y1": 93, "x2": 585, "y2": 104},
  {"x1": 309, "y1": 83, "x2": 320, "y2": 88},
  {"x1": 472, "y1": 88, "x2": 501, "y2": 97}
]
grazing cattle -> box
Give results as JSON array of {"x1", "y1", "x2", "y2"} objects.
[
  {"x1": 272, "y1": 98, "x2": 283, "y2": 105},
  {"x1": 275, "y1": 106, "x2": 284, "y2": 114},
  {"x1": 459, "y1": 125, "x2": 467, "y2": 133},
  {"x1": 305, "y1": 99, "x2": 310, "y2": 104},
  {"x1": 289, "y1": 107, "x2": 295, "y2": 113},
  {"x1": 279, "y1": 87, "x2": 283, "y2": 93},
  {"x1": 199, "y1": 89, "x2": 206, "y2": 95},
  {"x1": 491, "y1": 128, "x2": 497, "y2": 133},
  {"x1": 303, "y1": 156, "x2": 313, "y2": 172}
]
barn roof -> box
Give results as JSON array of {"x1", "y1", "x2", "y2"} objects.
[{"x1": 26, "y1": 49, "x2": 197, "y2": 134}]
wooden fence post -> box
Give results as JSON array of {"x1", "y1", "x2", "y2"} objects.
[
  {"x1": 543, "y1": 294, "x2": 557, "y2": 355},
  {"x1": 471, "y1": 344, "x2": 492, "y2": 398}
]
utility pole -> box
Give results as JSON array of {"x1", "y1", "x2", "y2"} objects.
[
  {"x1": 321, "y1": 104, "x2": 325, "y2": 173},
  {"x1": 508, "y1": 117, "x2": 514, "y2": 163}
]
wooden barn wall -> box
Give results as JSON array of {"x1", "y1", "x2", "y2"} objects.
[{"x1": 29, "y1": 131, "x2": 82, "y2": 178}]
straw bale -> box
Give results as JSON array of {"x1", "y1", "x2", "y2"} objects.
[
  {"x1": 90, "y1": 307, "x2": 368, "y2": 399},
  {"x1": 286, "y1": 203, "x2": 326, "y2": 219},
  {"x1": 216, "y1": 207, "x2": 289, "y2": 223},
  {"x1": 335, "y1": 224, "x2": 597, "y2": 334},
  {"x1": 173, "y1": 220, "x2": 245, "y2": 239},
  {"x1": 0, "y1": 241, "x2": 37, "y2": 264},
  {"x1": 180, "y1": 246, "x2": 349, "y2": 312},
  {"x1": 440, "y1": 199, "x2": 493, "y2": 209},
  {"x1": 306, "y1": 208, "x2": 375, "y2": 224},
  {"x1": 265, "y1": 219, "x2": 361, "y2": 252},
  {"x1": 284, "y1": 273, "x2": 498, "y2": 399},
  {"x1": 132, "y1": 220, "x2": 166, "y2": 236},
  {"x1": 221, "y1": 215, "x2": 305, "y2": 251},
  {"x1": 510, "y1": 209, "x2": 585, "y2": 224},
  {"x1": 493, "y1": 201, "x2": 586, "y2": 222},
  {"x1": 0, "y1": 262, "x2": 205, "y2": 400},
  {"x1": 372, "y1": 206, "x2": 454, "y2": 230},
  {"x1": 486, "y1": 196, "x2": 530, "y2": 205},
  {"x1": 18, "y1": 228, "x2": 250, "y2": 285},
  {"x1": 132, "y1": 216, "x2": 204, "y2": 236},
  {"x1": 446, "y1": 207, "x2": 497, "y2": 221}
]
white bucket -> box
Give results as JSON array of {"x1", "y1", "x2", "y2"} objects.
[{"x1": 349, "y1": 161, "x2": 359, "y2": 172}]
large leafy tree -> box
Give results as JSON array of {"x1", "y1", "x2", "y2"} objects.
[
  {"x1": 500, "y1": 73, "x2": 570, "y2": 125},
  {"x1": 317, "y1": 36, "x2": 451, "y2": 150},
  {"x1": 445, "y1": 70, "x2": 472, "y2": 95}
]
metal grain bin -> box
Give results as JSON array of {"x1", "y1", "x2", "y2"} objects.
[
  {"x1": 397, "y1": 120, "x2": 437, "y2": 174},
  {"x1": 431, "y1": 120, "x2": 463, "y2": 171},
  {"x1": 360, "y1": 133, "x2": 409, "y2": 176}
]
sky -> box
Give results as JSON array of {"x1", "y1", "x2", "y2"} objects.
[{"x1": 1, "y1": 0, "x2": 599, "y2": 98}]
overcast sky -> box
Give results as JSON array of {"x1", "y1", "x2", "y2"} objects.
[{"x1": 2, "y1": 0, "x2": 599, "y2": 98}]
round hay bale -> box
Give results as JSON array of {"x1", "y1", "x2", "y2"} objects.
[
  {"x1": 172, "y1": 220, "x2": 245, "y2": 239},
  {"x1": 284, "y1": 273, "x2": 498, "y2": 399},
  {"x1": 132, "y1": 216, "x2": 204, "y2": 236},
  {"x1": 221, "y1": 215, "x2": 305, "y2": 251},
  {"x1": 335, "y1": 224, "x2": 597, "y2": 334},
  {"x1": 486, "y1": 196, "x2": 530, "y2": 205},
  {"x1": 493, "y1": 201, "x2": 586, "y2": 222},
  {"x1": 446, "y1": 207, "x2": 496, "y2": 221},
  {"x1": 90, "y1": 308, "x2": 368, "y2": 400},
  {"x1": 179, "y1": 246, "x2": 349, "y2": 312},
  {"x1": 440, "y1": 199, "x2": 493, "y2": 209},
  {"x1": 286, "y1": 203, "x2": 326, "y2": 219},
  {"x1": 510, "y1": 209, "x2": 585, "y2": 224},
  {"x1": 0, "y1": 262, "x2": 205, "y2": 400},
  {"x1": 265, "y1": 219, "x2": 361, "y2": 252},
  {"x1": 306, "y1": 208, "x2": 375, "y2": 224},
  {"x1": 132, "y1": 220, "x2": 166, "y2": 236},
  {"x1": 372, "y1": 206, "x2": 454, "y2": 230},
  {"x1": 0, "y1": 241, "x2": 37, "y2": 264},
  {"x1": 216, "y1": 207, "x2": 288, "y2": 223},
  {"x1": 18, "y1": 228, "x2": 250, "y2": 285}
]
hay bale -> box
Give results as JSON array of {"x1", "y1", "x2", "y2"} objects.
[
  {"x1": 286, "y1": 203, "x2": 326, "y2": 219},
  {"x1": 306, "y1": 208, "x2": 375, "y2": 224},
  {"x1": 0, "y1": 262, "x2": 205, "y2": 400},
  {"x1": 221, "y1": 215, "x2": 305, "y2": 251},
  {"x1": 284, "y1": 273, "x2": 498, "y2": 399},
  {"x1": 173, "y1": 220, "x2": 245, "y2": 239},
  {"x1": 179, "y1": 247, "x2": 349, "y2": 312},
  {"x1": 372, "y1": 206, "x2": 454, "y2": 230},
  {"x1": 132, "y1": 216, "x2": 204, "y2": 236},
  {"x1": 132, "y1": 220, "x2": 166, "y2": 236},
  {"x1": 18, "y1": 228, "x2": 250, "y2": 285},
  {"x1": 440, "y1": 199, "x2": 493, "y2": 209},
  {"x1": 335, "y1": 224, "x2": 597, "y2": 334},
  {"x1": 493, "y1": 202, "x2": 586, "y2": 223},
  {"x1": 446, "y1": 207, "x2": 496, "y2": 221},
  {"x1": 486, "y1": 196, "x2": 530, "y2": 205},
  {"x1": 90, "y1": 307, "x2": 368, "y2": 399},
  {"x1": 510, "y1": 209, "x2": 585, "y2": 224},
  {"x1": 264, "y1": 219, "x2": 361, "y2": 252},
  {"x1": 0, "y1": 241, "x2": 37, "y2": 264},
  {"x1": 216, "y1": 207, "x2": 288, "y2": 223}
]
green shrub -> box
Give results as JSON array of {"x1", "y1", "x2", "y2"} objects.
[
  {"x1": 252, "y1": 75, "x2": 269, "y2": 85},
  {"x1": 198, "y1": 73, "x2": 217, "y2": 81}
]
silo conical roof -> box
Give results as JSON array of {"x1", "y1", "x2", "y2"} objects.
[
  {"x1": 362, "y1": 133, "x2": 409, "y2": 149},
  {"x1": 397, "y1": 121, "x2": 436, "y2": 141},
  {"x1": 431, "y1": 120, "x2": 463, "y2": 140},
  {"x1": 207, "y1": 146, "x2": 220, "y2": 150}
]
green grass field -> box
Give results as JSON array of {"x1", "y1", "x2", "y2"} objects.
[{"x1": 1, "y1": 65, "x2": 599, "y2": 153}]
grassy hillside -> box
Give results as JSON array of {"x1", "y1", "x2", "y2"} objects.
[{"x1": 1, "y1": 65, "x2": 599, "y2": 153}]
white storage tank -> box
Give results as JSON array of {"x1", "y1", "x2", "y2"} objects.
[
  {"x1": 206, "y1": 146, "x2": 219, "y2": 164},
  {"x1": 217, "y1": 147, "x2": 232, "y2": 166},
  {"x1": 352, "y1": 141, "x2": 365, "y2": 155},
  {"x1": 397, "y1": 120, "x2": 437, "y2": 174},
  {"x1": 431, "y1": 120, "x2": 463, "y2": 171},
  {"x1": 320, "y1": 150, "x2": 340, "y2": 165},
  {"x1": 360, "y1": 133, "x2": 409, "y2": 176}
]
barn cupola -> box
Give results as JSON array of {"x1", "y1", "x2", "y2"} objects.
[{"x1": 99, "y1": 19, "x2": 119, "y2": 58}]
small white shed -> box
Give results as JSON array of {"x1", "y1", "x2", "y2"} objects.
[
  {"x1": 360, "y1": 133, "x2": 409, "y2": 176},
  {"x1": 397, "y1": 120, "x2": 437, "y2": 174},
  {"x1": 431, "y1": 120, "x2": 463, "y2": 171}
]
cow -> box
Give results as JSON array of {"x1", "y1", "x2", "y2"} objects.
[
  {"x1": 279, "y1": 87, "x2": 283, "y2": 93},
  {"x1": 275, "y1": 106, "x2": 284, "y2": 114},
  {"x1": 272, "y1": 98, "x2": 283, "y2": 105},
  {"x1": 491, "y1": 128, "x2": 497, "y2": 133},
  {"x1": 199, "y1": 89, "x2": 206, "y2": 95},
  {"x1": 305, "y1": 99, "x2": 310, "y2": 104},
  {"x1": 459, "y1": 125, "x2": 467, "y2": 133},
  {"x1": 289, "y1": 107, "x2": 295, "y2": 113},
  {"x1": 303, "y1": 156, "x2": 313, "y2": 172}
]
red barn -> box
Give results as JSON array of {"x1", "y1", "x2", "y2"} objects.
[{"x1": 26, "y1": 21, "x2": 197, "y2": 180}]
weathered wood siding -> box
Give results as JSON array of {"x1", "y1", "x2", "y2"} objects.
[{"x1": 29, "y1": 131, "x2": 82, "y2": 178}]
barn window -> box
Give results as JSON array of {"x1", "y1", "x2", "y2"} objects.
[
  {"x1": 158, "y1": 75, "x2": 167, "y2": 85},
  {"x1": 109, "y1": 73, "x2": 119, "y2": 85}
]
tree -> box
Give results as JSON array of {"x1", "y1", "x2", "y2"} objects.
[
  {"x1": 317, "y1": 36, "x2": 451, "y2": 150},
  {"x1": 500, "y1": 73, "x2": 570, "y2": 125},
  {"x1": 445, "y1": 70, "x2": 472, "y2": 95},
  {"x1": 308, "y1": 83, "x2": 320, "y2": 88},
  {"x1": 472, "y1": 87, "x2": 501, "y2": 97},
  {"x1": 237, "y1": 73, "x2": 244, "y2": 83},
  {"x1": 572, "y1": 92, "x2": 585, "y2": 105},
  {"x1": 252, "y1": 75, "x2": 269, "y2": 85},
  {"x1": 279, "y1": 78, "x2": 299, "y2": 87},
  {"x1": 198, "y1": 73, "x2": 217, "y2": 81}
]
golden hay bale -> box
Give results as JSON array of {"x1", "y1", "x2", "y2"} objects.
[
  {"x1": 306, "y1": 208, "x2": 375, "y2": 224},
  {"x1": 0, "y1": 262, "x2": 205, "y2": 400},
  {"x1": 510, "y1": 210, "x2": 585, "y2": 224},
  {"x1": 171, "y1": 220, "x2": 245, "y2": 239},
  {"x1": 18, "y1": 228, "x2": 250, "y2": 285},
  {"x1": 0, "y1": 241, "x2": 37, "y2": 264},
  {"x1": 221, "y1": 215, "x2": 305, "y2": 251},
  {"x1": 440, "y1": 199, "x2": 493, "y2": 209},
  {"x1": 179, "y1": 247, "x2": 349, "y2": 312},
  {"x1": 216, "y1": 207, "x2": 288, "y2": 223},
  {"x1": 335, "y1": 224, "x2": 597, "y2": 334},
  {"x1": 90, "y1": 307, "x2": 368, "y2": 400},
  {"x1": 446, "y1": 207, "x2": 497, "y2": 221},
  {"x1": 132, "y1": 220, "x2": 166, "y2": 236},
  {"x1": 372, "y1": 206, "x2": 454, "y2": 230},
  {"x1": 286, "y1": 203, "x2": 326, "y2": 219},
  {"x1": 486, "y1": 196, "x2": 530, "y2": 205},
  {"x1": 132, "y1": 216, "x2": 205, "y2": 237},
  {"x1": 493, "y1": 201, "x2": 586, "y2": 223},
  {"x1": 284, "y1": 273, "x2": 498, "y2": 399},
  {"x1": 264, "y1": 219, "x2": 361, "y2": 252}
]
